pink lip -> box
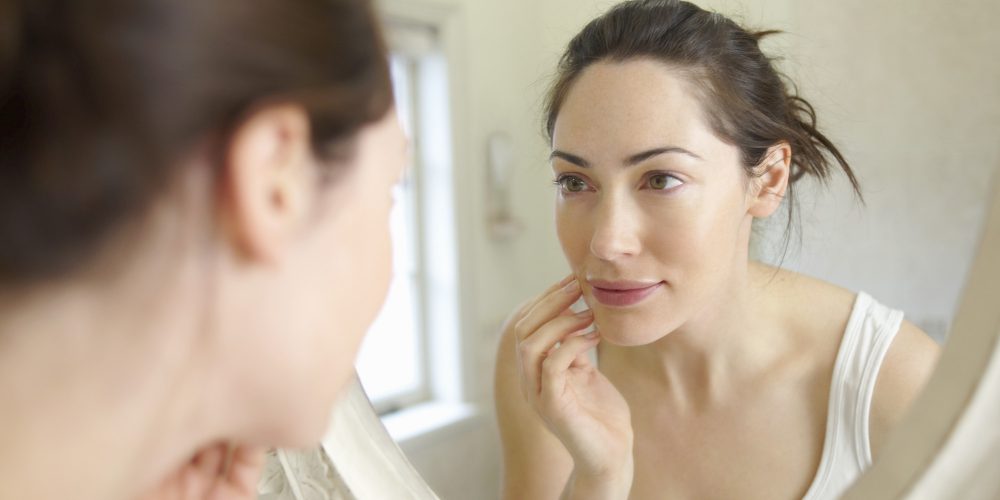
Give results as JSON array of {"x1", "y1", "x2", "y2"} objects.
[{"x1": 587, "y1": 279, "x2": 663, "y2": 307}]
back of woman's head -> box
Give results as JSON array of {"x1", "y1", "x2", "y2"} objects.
[
  {"x1": 545, "y1": 0, "x2": 862, "y2": 241},
  {"x1": 0, "y1": 0, "x2": 392, "y2": 285}
]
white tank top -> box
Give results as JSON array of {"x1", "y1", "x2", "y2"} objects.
[{"x1": 801, "y1": 291, "x2": 905, "y2": 500}]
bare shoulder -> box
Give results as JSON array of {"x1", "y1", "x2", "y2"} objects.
[
  {"x1": 751, "y1": 263, "x2": 942, "y2": 457},
  {"x1": 869, "y1": 319, "x2": 942, "y2": 458},
  {"x1": 493, "y1": 303, "x2": 573, "y2": 500},
  {"x1": 750, "y1": 263, "x2": 858, "y2": 337}
]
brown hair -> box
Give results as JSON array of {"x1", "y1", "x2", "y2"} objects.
[
  {"x1": 0, "y1": 0, "x2": 393, "y2": 284},
  {"x1": 544, "y1": 0, "x2": 862, "y2": 249}
]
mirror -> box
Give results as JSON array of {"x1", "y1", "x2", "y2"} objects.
[{"x1": 260, "y1": 0, "x2": 999, "y2": 498}]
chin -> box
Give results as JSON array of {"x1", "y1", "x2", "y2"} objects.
[
  {"x1": 273, "y1": 402, "x2": 335, "y2": 448},
  {"x1": 592, "y1": 309, "x2": 673, "y2": 347},
  {"x1": 269, "y1": 375, "x2": 351, "y2": 448}
]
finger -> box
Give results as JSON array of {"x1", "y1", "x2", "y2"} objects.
[
  {"x1": 571, "y1": 325, "x2": 600, "y2": 368},
  {"x1": 539, "y1": 333, "x2": 601, "y2": 397},
  {"x1": 515, "y1": 278, "x2": 582, "y2": 341},
  {"x1": 555, "y1": 272, "x2": 576, "y2": 288},
  {"x1": 518, "y1": 310, "x2": 593, "y2": 395},
  {"x1": 178, "y1": 444, "x2": 225, "y2": 498},
  {"x1": 512, "y1": 273, "x2": 576, "y2": 323},
  {"x1": 556, "y1": 300, "x2": 582, "y2": 318},
  {"x1": 531, "y1": 310, "x2": 594, "y2": 356},
  {"x1": 571, "y1": 348, "x2": 593, "y2": 369},
  {"x1": 546, "y1": 273, "x2": 577, "y2": 295},
  {"x1": 523, "y1": 273, "x2": 575, "y2": 311},
  {"x1": 544, "y1": 333, "x2": 600, "y2": 376},
  {"x1": 192, "y1": 442, "x2": 227, "y2": 476},
  {"x1": 222, "y1": 446, "x2": 267, "y2": 495}
]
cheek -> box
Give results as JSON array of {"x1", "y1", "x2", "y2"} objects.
[
  {"x1": 644, "y1": 209, "x2": 716, "y2": 263},
  {"x1": 555, "y1": 200, "x2": 591, "y2": 265},
  {"x1": 290, "y1": 184, "x2": 391, "y2": 429},
  {"x1": 315, "y1": 171, "x2": 394, "y2": 370},
  {"x1": 368, "y1": 207, "x2": 393, "y2": 309},
  {"x1": 345, "y1": 173, "x2": 394, "y2": 329},
  {"x1": 647, "y1": 186, "x2": 745, "y2": 259}
]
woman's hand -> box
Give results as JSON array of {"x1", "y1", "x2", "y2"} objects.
[
  {"x1": 513, "y1": 275, "x2": 634, "y2": 496},
  {"x1": 138, "y1": 443, "x2": 266, "y2": 500}
]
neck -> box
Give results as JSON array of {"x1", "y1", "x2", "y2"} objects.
[
  {"x1": 602, "y1": 261, "x2": 792, "y2": 411},
  {"x1": 0, "y1": 263, "x2": 209, "y2": 499},
  {"x1": 0, "y1": 167, "x2": 235, "y2": 500}
]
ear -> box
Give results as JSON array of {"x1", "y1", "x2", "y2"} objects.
[
  {"x1": 222, "y1": 104, "x2": 315, "y2": 263},
  {"x1": 747, "y1": 142, "x2": 791, "y2": 218}
]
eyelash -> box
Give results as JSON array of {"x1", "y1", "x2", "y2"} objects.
[
  {"x1": 553, "y1": 172, "x2": 684, "y2": 195},
  {"x1": 553, "y1": 174, "x2": 593, "y2": 194}
]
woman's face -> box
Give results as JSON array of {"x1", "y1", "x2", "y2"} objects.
[
  {"x1": 238, "y1": 110, "x2": 407, "y2": 444},
  {"x1": 305, "y1": 111, "x2": 407, "y2": 406},
  {"x1": 551, "y1": 59, "x2": 756, "y2": 346}
]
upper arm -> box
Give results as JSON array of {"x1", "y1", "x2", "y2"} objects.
[
  {"x1": 494, "y1": 305, "x2": 574, "y2": 500},
  {"x1": 869, "y1": 319, "x2": 942, "y2": 459}
]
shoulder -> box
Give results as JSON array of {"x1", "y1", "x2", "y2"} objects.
[
  {"x1": 869, "y1": 318, "x2": 942, "y2": 458},
  {"x1": 753, "y1": 265, "x2": 942, "y2": 457},
  {"x1": 751, "y1": 263, "x2": 858, "y2": 340}
]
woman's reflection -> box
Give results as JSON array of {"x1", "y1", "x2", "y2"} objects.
[{"x1": 495, "y1": 1, "x2": 941, "y2": 499}]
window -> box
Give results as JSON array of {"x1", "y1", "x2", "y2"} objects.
[{"x1": 355, "y1": 20, "x2": 460, "y2": 417}]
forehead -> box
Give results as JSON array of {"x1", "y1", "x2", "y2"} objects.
[{"x1": 552, "y1": 58, "x2": 722, "y2": 160}]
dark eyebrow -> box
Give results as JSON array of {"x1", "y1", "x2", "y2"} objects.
[
  {"x1": 549, "y1": 150, "x2": 591, "y2": 168},
  {"x1": 626, "y1": 147, "x2": 702, "y2": 165},
  {"x1": 550, "y1": 146, "x2": 702, "y2": 168}
]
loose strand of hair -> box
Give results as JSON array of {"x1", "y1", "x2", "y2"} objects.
[{"x1": 788, "y1": 95, "x2": 865, "y2": 203}]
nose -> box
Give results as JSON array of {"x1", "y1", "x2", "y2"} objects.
[{"x1": 589, "y1": 194, "x2": 642, "y2": 261}]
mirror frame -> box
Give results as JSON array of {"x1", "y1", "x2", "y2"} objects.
[{"x1": 844, "y1": 170, "x2": 1000, "y2": 499}]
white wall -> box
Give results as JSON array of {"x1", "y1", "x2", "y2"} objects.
[
  {"x1": 381, "y1": 1, "x2": 1000, "y2": 498},
  {"x1": 771, "y1": 0, "x2": 1000, "y2": 340}
]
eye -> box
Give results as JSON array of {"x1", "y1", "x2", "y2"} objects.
[
  {"x1": 645, "y1": 173, "x2": 683, "y2": 191},
  {"x1": 555, "y1": 174, "x2": 591, "y2": 194}
]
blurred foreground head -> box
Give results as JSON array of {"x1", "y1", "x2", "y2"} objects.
[{"x1": 0, "y1": 0, "x2": 405, "y2": 450}]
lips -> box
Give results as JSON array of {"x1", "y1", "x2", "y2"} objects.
[{"x1": 588, "y1": 279, "x2": 663, "y2": 307}]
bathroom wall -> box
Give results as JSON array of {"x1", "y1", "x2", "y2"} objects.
[{"x1": 772, "y1": 0, "x2": 1000, "y2": 340}]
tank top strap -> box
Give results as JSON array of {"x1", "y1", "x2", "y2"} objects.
[
  {"x1": 803, "y1": 291, "x2": 905, "y2": 499},
  {"x1": 848, "y1": 291, "x2": 905, "y2": 465}
]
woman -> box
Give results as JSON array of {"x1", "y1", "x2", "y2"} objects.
[
  {"x1": 0, "y1": 0, "x2": 405, "y2": 499},
  {"x1": 495, "y1": 1, "x2": 941, "y2": 499}
]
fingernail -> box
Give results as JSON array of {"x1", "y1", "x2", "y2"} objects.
[
  {"x1": 563, "y1": 280, "x2": 580, "y2": 293},
  {"x1": 575, "y1": 309, "x2": 593, "y2": 318}
]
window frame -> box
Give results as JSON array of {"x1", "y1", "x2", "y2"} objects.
[{"x1": 358, "y1": 13, "x2": 464, "y2": 417}]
